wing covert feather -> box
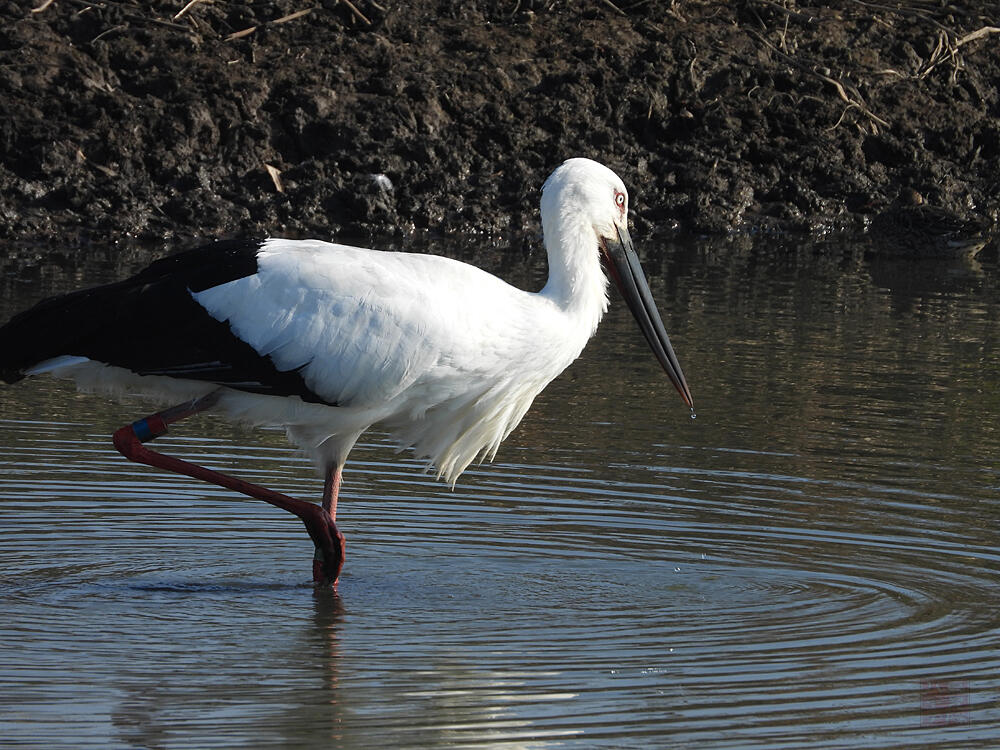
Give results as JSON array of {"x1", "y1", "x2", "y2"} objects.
[{"x1": 193, "y1": 240, "x2": 528, "y2": 408}]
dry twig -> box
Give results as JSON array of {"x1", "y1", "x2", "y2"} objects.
[
  {"x1": 265, "y1": 164, "x2": 284, "y2": 193},
  {"x1": 336, "y1": 0, "x2": 372, "y2": 26},
  {"x1": 749, "y1": 29, "x2": 889, "y2": 130},
  {"x1": 921, "y1": 25, "x2": 1000, "y2": 79},
  {"x1": 748, "y1": 0, "x2": 819, "y2": 27},
  {"x1": 174, "y1": 0, "x2": 210, "y2": 21},
  {"x1": 956, "y1": 26, "x2": 1000, "y2": 47},
  {"x1": 274, "y1": 8, "x2": 313, "y2": 24},
  {"x1": 226, "y1": 26, "x2": 257, "y2": 40},
  {"x1": 64, "y1": 0, "x2": 192, "y2": 31},
  {"x1": 595, "y1": 0, "x2": 626, "y2": 16},
  {"x1": 226, "y1": 7, "x2": 317, "y2": 40}
]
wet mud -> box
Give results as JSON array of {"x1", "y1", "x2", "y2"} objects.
[{"x1": 1, "y1": 1, "x2": 998, "y2": 251}]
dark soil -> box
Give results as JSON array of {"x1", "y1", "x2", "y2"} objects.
[{"x1": 2, "y1": 1, "x2": 998, "y2": 249}]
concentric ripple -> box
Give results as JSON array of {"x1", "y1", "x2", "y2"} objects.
[{"x1": 2, "y1": 240, "x2": 999, "y2": 748}]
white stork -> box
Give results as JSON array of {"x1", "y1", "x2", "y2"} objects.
[{"x1": 0, "y1": 158, "x2": 693, "y2": 587}]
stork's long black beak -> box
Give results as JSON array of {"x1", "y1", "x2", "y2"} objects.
[{"x1": 600, "y1": 224, "x2": 694, "y2": 408}]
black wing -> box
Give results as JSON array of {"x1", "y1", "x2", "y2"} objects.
[{"x1": 0, "y1": 239, "x2": 328, "y2": 404}]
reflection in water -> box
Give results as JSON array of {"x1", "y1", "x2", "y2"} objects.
[
  {"x1": 0, "y1": 233, "x2": 998, "y2": 747},
  {"x1": 104, "y1": 584, "x2": 350, "y2": 749},
  {"x1": 312, "y1": 589, "x2": 345, "y2": 742}
]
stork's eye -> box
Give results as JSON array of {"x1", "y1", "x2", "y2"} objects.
[{"x1": 615, "y1": 192, "x2": 626, "y2": 208}]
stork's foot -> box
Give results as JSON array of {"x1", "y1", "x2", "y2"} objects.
[{"x1": 306, "y1": 508, "x2": 346, "y2": 587}]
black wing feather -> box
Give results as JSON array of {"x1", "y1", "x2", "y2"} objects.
[{"x1": 0, "y1": 239, "x2": 329, "y2": 404}]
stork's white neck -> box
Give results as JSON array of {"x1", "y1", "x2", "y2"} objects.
[{"x1": 538, "y1": 209, "x2": 610, "y2": 338}]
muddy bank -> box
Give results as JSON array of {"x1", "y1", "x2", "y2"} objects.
[{"x1": 1, "y1": 1, "x2": 997, "y2": 250}]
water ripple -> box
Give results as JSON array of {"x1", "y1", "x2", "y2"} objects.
[{"x1": 3, "y1": 239, "x2": 1000, "y2": 749}]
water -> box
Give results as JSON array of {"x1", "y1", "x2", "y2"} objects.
[{"x1": 1, "y1": 234, "x2": 998, "y2": 748}]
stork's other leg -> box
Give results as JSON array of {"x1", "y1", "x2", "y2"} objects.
[
  {"x1": 323, "y1": 466, "x2": 341, "y2": 517},
  {"x1": 111, "y1": 392, "x2": 345, "y2": 587},
  {"x1": 313, "y1": 465, "x2": 346, "y2": 587}
]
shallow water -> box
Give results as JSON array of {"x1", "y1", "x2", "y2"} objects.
[{"x1": 1, "y1": 234, "x2": 998, "y2": 748}]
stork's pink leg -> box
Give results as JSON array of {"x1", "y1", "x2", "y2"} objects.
[
  {"x1": 313, "y1": 466, "x2": 346, "y2": 586},
  {"x1": 111, "y1": 392, "x2": 345, "y2": 587}
]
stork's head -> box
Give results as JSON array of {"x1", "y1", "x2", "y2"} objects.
[
  {"x1": 541, "y1": 157, "x2": 631, "y2": 239},
  {"x1": 541, "y1": 158, "x2": 694, "y2": 409}
]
